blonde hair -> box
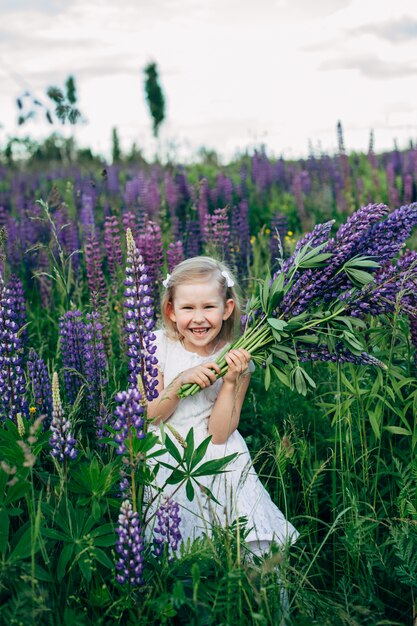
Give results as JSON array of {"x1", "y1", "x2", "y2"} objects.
[{"x1": 161, "y1": 256, "x2": 241, "y2": 342}]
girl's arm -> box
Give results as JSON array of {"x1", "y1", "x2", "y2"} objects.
[{"x1": 208, "y1": 348, "x2": 252, "y2": 445}]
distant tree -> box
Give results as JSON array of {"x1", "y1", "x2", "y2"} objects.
[
  {"x1": 46, "y1": 75, "x2": 82, "y2": 125},
  {"x1": 111, "y1": 127, "x2": 122, "y2": 162},
  {"x1": 15, "y1": 75, "x2": 83, "y2": 128},
  {"x1": 143, "y1": 62, "x2": 165, "y2": 138}
]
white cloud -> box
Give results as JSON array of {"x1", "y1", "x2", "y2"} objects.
[{"x1": 1, "y1": 0, "x2": 417, "y2": 161}]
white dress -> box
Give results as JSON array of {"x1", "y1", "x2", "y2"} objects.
[{"x1": 146, "y1": 329, "x2": 299, "y2": 549}]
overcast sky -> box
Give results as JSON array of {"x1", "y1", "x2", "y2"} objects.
[{"x1": 1, "y1": 0, "x2": 417, "y2": 162}]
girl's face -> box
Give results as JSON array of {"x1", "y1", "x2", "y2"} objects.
[{"x1": 168, "y1": 277, "x2": 235, "y2": 356}]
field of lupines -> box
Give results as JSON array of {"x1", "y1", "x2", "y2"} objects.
[{"x1": 1, "y1": 140, "x2": 417, "y2": 625}]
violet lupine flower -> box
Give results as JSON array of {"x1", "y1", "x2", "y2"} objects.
[
  {"x1": 7, "y1": 275, "x2": 28, "y2": 351},
  {"x1": 281, "y1": 204, "x2": 390, "y2": 315},
  {"x1": 84, "y1": 313, "x2": 108, "y2": 414},
  {"x1": 230, "y1": 201, "x2": 251, "y2": 280},
  {"x1": 153, "y1": 498, "x2": 182, "y2": 559},
  {"x1": 58, "y1": 310, "x2": 86, "y2": 404},
  {"x1": 297, "y1": 343, "x2": 386, "y2": 368},
  {"x1": 85, "y1": 231, "x2": 107, "y2": 309},
  {"x1": 403, "y1": 174, "x2": 413, "y2": 205},
  {"x1": 361, "y1": 203, "x2": 417, "y2": 260},
  {"x1": 167, "y1": 241, "x2": 184, "y2": 272},
  {"x1": 136, "y1": 220, "x2": 164, "y2": 307},
  {"x1": 124, "y1": 228, "x2": 159, "y2": 399},
  {"x1": 80, "y1": 192, "x2": 95, "y2": 234},
  {"x1": 27, "y1": 348, "x2": 53, "y2": 427},
  {"x1": 386, "y1": 162, "x2": 400, "y2": 208},
  {"x1": 202, "y1": 207, "x2": 231, "y2": 260},
  {"x1": 115, "y1": 499, "x2": 145, "y2": 586},
  {"x1": 196, "y1": 178, "x2": 209, "y2": 233},
  {"x1": 292, "y1": 171, "x2": 308, "y2": 227},
  {"x1": 183, "y1": 218, "x2": 202, "y2": 258},
  {"x1": 122, "y1": 211, "x2": 138, "y2": 240},
  {"x1": 95, "y1": 403, "x2": 111, "y2": 447},
  {"x1": 49, "y1": 372, "x2": 78, "y2": 461},
  {"x1": 53, "y1": 205, "x2": 80, "y2": 273},
  {"x1": 0, "y1": 276, "x2": 28, "y2": 422},
  {"x1": 103, "y1": 216, "x2": 123, "y2": 280},
  {"x1": 113, "y1": 388, "x2": 145, "y2": 454}
]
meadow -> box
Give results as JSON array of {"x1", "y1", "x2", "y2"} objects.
[{"x1": 0, "y1": 137, "x2": 417, "y2": 625}]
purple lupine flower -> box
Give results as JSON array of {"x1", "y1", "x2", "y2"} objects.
[
  {"x1": 136, "y1": 220, "x2": 163, "y2": 307},
  {"x1": 292, "y1": 171, "x2": 307, "y2": 227},
  {"x1": 281, "y1": 204, "x2": 390, "y2": 315},
  {"x1": 7, "y1": 275, "x2": 28, "y2": 351},
  {"x1": 113, "y1": 387, "x2": 145, "y2": 455},
  {"x1": 103, "y1": 216, "x2": 123, "y2": 280},
  {"x1": 183, "y1": 218, "x2": 202, "y2": 258},
  {"x1": 53, "y1": 205, "x2": 80, "y2": 273},
  {"x1": 386, "y1": 161, "x2": 400, "y2": 208},
  {"x1": 124, "y1": 229, "x2": 159, "y2": 399},
  {"x1": 27, "y1": 348, "x2": 53, "y2": 427},
  {"x1": 230, "y1": 200, "x2": 250, "y2": 280},
  {"x1": 167, "y1": 241, "x2": 184, "y2": 272},
  {"x1": 122, "y1": 211, "x2": 138, "y2": 240},
  {"x1": 297, "y1": 343, "x2": 386, "y2": 368},
  {"x1": 37, "y1": 248, "x2": 53, "y2": 310},
  {"x1": 202, "y1": 207, "x2": 231, "y2": 260},
  {"x1": 58, "y1": 310, "x2": 86, "y2": 404},
  {"x1": 95, "y1": 403, "x2": 111, "y2": 447},
  {"x1": 84, "y1": 231, "x2": 107, "y2": 309},
  {"x1": 115, "y1": 499, "x2": 145, "y2": 586},
  {"x1": 403, "y1": 174, "x2": 413, "y2": 205},
  {"x1": 0, "y1": 276, "x2": 28, "y2": 422},
  {"x1": 84, "y1": 313, "x2": 108, "y2": 414},
  {"x1": 80, "y1": 192, "x2": 95, "y2": 234},
  {"x1": 153, "y1": 498, "x2": 182, "y2": 559},
  {"x1": 49, "y1": 372, "x2": 78, "y2": 461},
  {"x1": 360, "y1": 203, "x2": 417, "y2": 260},
  {"x1": 196, "y1": 178, "x2": 209, "y2": 234}
]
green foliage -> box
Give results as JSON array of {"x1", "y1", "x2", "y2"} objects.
[{"x1": 144, "y1": 62, "x2": 166, "y2": 138}]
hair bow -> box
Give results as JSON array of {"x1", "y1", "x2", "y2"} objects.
[
  {"x1": 221, "y1": 270, "x2": 234, "y2": 287},
  {"x1": 162, "y1": 273, "x2": 171, "y2": 288}
]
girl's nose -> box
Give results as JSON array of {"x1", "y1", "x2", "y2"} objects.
[{"x1": 192, "y1": 309, "x2": 205, "y2": 322}]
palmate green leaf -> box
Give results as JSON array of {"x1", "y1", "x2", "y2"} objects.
[
  {"x1": 191, "y1": 435, "x2": 213, "y2": 469},
  {"x1": 191, "y1": 453, "x2": 237, "y2": 477},
  {"x1": 344, "y1": 255, "x2": 380, "y2": 269},
  {"x1": 93, "y1": 547, "x2": 114, "y2": 570},
  {"x1": 186, "y1": 479, "x2": 195, "y2": 502},
  {"x1": 163, "y1": 434, "x2": 183, "y2": 464},
  {"x1": 267, "y1": 318, "x2": 288, "y2": 332},
  {"x1": 271, "y1": 365, "x2": 291, "y2": 388},
  {"x1": 345, "y1": 267, "x2": 376, "y2": 286},
  {"x1": 185, "y1": 428, "x2": 195, "y2": 466},
  {"x1": 57, "y1": 543, "x2": 74, "y2": 582},
  {"x1": 165, "y1": 469, "x2": 186, "y2": 485},
  {"x1": 264, "y1": 365, "x2": 271, "y2": 390},
  {"x1": 297, "y1": 252, "x2": 334, "y2": 269}
]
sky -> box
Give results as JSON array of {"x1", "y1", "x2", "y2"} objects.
[{"x1": 1, "y1": 0, "x2": 417, "y2": 163}]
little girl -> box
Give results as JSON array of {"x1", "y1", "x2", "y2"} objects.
[{"x1": 147, "y1": 256, "x2": 299, "y2": 556}]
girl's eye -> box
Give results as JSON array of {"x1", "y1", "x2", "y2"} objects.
[{"x1": 205, "y1": 306, "x2": 214, "y2": 309}]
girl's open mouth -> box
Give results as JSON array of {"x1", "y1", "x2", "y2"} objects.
[{"x1": 190, "y1": 328, "x2": 209, "y2": 335}]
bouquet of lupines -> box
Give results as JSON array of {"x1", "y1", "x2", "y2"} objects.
[{"x1": 178, "y1": 203, "x2": 417, "y2": 398}]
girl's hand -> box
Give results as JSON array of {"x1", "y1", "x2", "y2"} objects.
[
  {"x1": 179, "y1": 362, "x2": 222, "y2": 389},
  {"x1": 223, "y1": 348, "x2": 251, "y2": 384}
]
